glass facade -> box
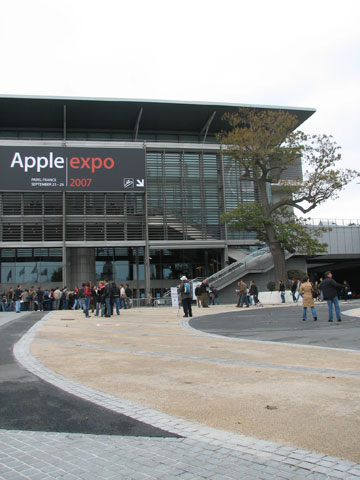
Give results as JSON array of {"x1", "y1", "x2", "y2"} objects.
[
  {"x1": 147, "y1": 151, "x2": 223, "y2": 241},
  {"x1": 95, "y1": 247, "x2": 144, "y2": 282},
  {"x1": 149, "y1": 249, "x2": 222, "y2": 281},
  {"x1": 0, "y1": 248, "x2": 62, "y2": 284},
  {"x1": 0, "y1": 151, "x2": 259, "y2": 244},
  {"x1": 0, "y1": 146, "x2": 261, "y2": 289},
  {"x1": 223, "y1": 156, "x2": 259, "y2": 240}
]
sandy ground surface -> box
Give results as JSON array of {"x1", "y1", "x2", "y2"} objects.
[{"x1": 29, "y1": 305, "x2": 360, "y2": 463}]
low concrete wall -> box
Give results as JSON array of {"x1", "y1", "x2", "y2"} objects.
[{"x1": 258, "y1": 290, "x2": 297, "y2": 304}]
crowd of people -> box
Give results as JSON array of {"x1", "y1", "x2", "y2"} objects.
[
  {"x1": 233, "y1": 272, "x2": 350, "y2": 323},
  {"x1": 290, "y1": 277, "x2": 353, "y2": 303},
  {"x1": 5, "y1": 272, "x2": 351, "y2": 324},
  {"x1": 0, "y1": 281, "x2": 133, "y2": 317}
]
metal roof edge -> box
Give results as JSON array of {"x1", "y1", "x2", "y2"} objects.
[{"x1": 0, "y1": 93, "x2": 316, "y2": 113}]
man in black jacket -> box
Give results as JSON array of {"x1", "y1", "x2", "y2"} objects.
[
  {"x1": 111, "y1": 282, "x2": 120, "y2": 315},
  {"x1": 319, "y1": 271, "x2": 343, "y2": 322},
  {"x1": 125, "y1": 284, "x2": 132, "y2": 308},
  {"x1": 14, "y1": 284, "x2": 23, "y2": 313},
  {"x1": 103, "y1": 280, "x2": 112, "y2": 317}
]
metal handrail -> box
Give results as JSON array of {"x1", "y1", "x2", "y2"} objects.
[{"x1": 205, "y1": 247, "x2": 270, "y2": 284}]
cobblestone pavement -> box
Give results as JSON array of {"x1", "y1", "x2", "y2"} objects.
[{"x1": 0, "y1": 312, "x2": 357, "y2": 479}]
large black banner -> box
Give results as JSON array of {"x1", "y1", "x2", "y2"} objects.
[{"x1": 0, "y1": 146, "x2": 146, "y2": 192}]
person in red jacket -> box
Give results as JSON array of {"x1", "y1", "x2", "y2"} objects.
[{"x1": 84, "y1": 281, "x2": 92, "y2": 318}]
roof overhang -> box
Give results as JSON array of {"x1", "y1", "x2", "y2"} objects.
[{"x1": 0, "y1": 94, "x2": 316, "y2": 134}]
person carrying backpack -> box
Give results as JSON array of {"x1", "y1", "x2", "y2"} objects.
[{"x1": 178, "y1": 275, "x2": 193, "y2": 318}]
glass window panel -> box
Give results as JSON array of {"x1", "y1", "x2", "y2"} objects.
[
  {"x1": 96, "y1": 260, "x2": 114, "y2": 281},
  {"x1": 132, "y1": 264, "x2": 144, "y2": 281},
  {"x1": 113, "y1": 261, "x2": 130, "y2": 281},
  {"x1": 0, "y1": 249, "x2": 16, "y2": 258}
]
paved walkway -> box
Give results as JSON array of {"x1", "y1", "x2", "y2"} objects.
[{"x1": 1, "y1": 303, "x2": 360, "y2": 479}]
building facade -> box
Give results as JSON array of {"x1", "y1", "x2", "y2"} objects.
[{"x1": 0, "y1": 96, "x2": 315, "y2": 298}]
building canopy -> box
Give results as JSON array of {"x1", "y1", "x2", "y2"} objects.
[{"x1": 0, "y1": 95, "x2": 315, "y2": 136}]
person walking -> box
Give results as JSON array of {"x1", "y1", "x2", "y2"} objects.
[
  {"x1": 312, "y1": 281, "x2": 320, "y2": 302},
  {"x1": 178, "y1": 276, "x2": 193, "y2": 318},
  {"x1": 78, "y1": 285, "x2": 86, "y2": 312},
  {"x1": 209, "y1": 285, "x2": 219, "y2": 305},
  {"x1": 14, "y1": 284, "x2": 23, "y2": 313},
  {"x1": 36, "y1": 287, "x2": 44, "y2": 311},
  {"x1": 119, "y1": 284, "x2": 127, "y2": 310},
  {"x1": 22, "y1": 289, "x2": 30, "y2": 311},
  {"x1": 125, "y1": 283, "x2": 132, "y2": 308},
  {"x1": 199, "y1": 279, "x2": 209, "y2": 308},
  {"x1": 300, "y1": 276, "x2": 317, "y2": 321},
  {"x1": 194, "y1": 283, "x2": 202, "y2": 308},
  {"x1": 279, "y1": 280, "x2": 286, "y2": 303},
  {"x1": 6, "y1": 287, "x2": 14, "y2": 311},
  {"x1": 249, "y1": 280, "x2": 259, "y2": 305},
  {"x1": 53, "y1": 287, "x2": 62, "y2": 310},
  {"x1": 236, "y1": 279, "x2": 249, "y2": 307},
  {"x1": 342, "y1": 280, "x2": 351, "y2": 301},
  {"x1": 320, "y1": 271, "x2": 343, "y2": 322},
  {"x1": 290, "y1": 279, "x2": 298, "y2": 302}
]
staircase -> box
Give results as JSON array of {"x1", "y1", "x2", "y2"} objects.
[{"x1": 206, "y1": 248, "x2": 293, "y2": 291}]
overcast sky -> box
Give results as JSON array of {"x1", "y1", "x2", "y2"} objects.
[{"x1": 1, "y1": 0, "x2": 359, "y2": 220}]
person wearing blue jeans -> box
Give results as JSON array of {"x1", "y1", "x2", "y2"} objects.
[
  {"x1": 14, "y1": 284, "x2": 23, "y2": 313},
  {"x1": 300, "y1": 276, "x2": 317, "y2": 321},
  {"x1": 103, "y1": 280, "x2": 112, "y2": 317},
  {"x1": 320, "y1": 271, "x2": 343, "y2": 322},
  {"x1": 111, "y1": 282, "x2": 121, "y2": 314},
  {"x1": 279, "y1": 280, "x2": 286, "y2": 303},
  {"x1": 326, "y1": 296, "x2": 341, "y2": 322}
]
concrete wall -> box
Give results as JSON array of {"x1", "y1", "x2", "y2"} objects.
[{"x1": 316, "y1": 225, "x2": 360, "y2": 255}]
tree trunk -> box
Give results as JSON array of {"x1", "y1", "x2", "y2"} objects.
[
  {"x1": 269, "y1": 240, "x2": 288, "y2": 286},
  {"x1": 257, "y1": 179, "x2": 288, "y2": 286}
]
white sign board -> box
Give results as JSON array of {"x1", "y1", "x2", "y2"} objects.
[{"x1": 171, "y1": 287, "x2": 179, "y2": 307}]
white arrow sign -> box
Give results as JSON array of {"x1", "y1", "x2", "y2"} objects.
[{"x1": 136, "y1": 179, "x2": 145, "y2": 187}]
